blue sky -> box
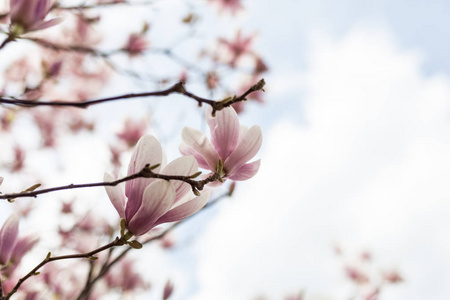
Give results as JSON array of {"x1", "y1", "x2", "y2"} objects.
[{"x1": 183, "y1": 1, "x2": 450, "y2": 300}]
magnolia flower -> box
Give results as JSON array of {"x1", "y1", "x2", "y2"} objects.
[
  {"x1": 209, "y1": 0, "x2": 243, "y2": 14},
  {"x1": 105, "y1": 135, "x2": 209, "y2": 236},
  {"x1": 218, "y1": 30, "x2": 255, "y2": 67},
  {"x1": 180, "y1": 106, "x2": 262, "y2": 181},
  {"x1": 124, "y1": 33, "x2": 149, "y2": 56},
  {"x1": 9, "y1": 0, "x2": 62, "y2": 34},
  {"x1": 0, "y1": 214, "x2": 19, "y2": 265},
  {"x1": 2, "y1": 235, "x2": 39, "y2": 277}
]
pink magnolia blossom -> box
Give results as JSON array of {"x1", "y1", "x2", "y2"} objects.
[
  {"x1": 116, "y1": 117, "x2": 147, "y2": 147},
  {"x1": 104, "y1": 135, "x2": 210, "y2": 236},
  {"x1": 124, "y1": 33, "x2": 149, "y2": 56},
  {"x1": 9, "y1": 0, "x2": 62, "y2": 33},
  {"x1": 218, "y1": 30, "x2": 255, "y2": 67},
  {"x1": 0, "y1": 214, "x2": 19, "y2": 266},
  {"x1": 2, "y1": 234, "x2": 39, "y2": 277},
  {"x1": 180, "y1": 106, "x2": 262, "y2": 181},
  {"x1": 105, "y1": 258, "x2": 149, "y2": 292},
  {"x1": 209, "y1": 0, "x2": 243, "y2": 14}
]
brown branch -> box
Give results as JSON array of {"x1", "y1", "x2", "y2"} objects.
[
  {"x1": 51, "y1": 0, "x2": 157, "y2": 11},
  {"x1": 0, "y1": 79, "x2": 265, "y2": 114},
  {"x1": 4, "y1": 239, "x2": 120, "y2": 300},
  {"x1": 0, "y1": 164, "x2": 221, "y2": 201},
  {"x1": 23, "y1": 37, "x2": 117, "y2": 57}
]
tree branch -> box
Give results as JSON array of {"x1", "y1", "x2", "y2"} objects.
[
  {"x1": 0, "y1": 79, "x2": 265, "y2": 114},
  {"x1": 4, "y1": 239, "x2": 120, "y2": 300},
  {"x1": 0, "y1": 164, "x2": 221, "y2": 202}
]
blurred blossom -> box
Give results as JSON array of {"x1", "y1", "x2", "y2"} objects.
[
  {"x1": 206, "y1": 72, "x2": 219, "y2": 90},
  {"x1": 208, "y1": 0, "x2": 243, "y2": 14},
  {"x1": 9, "y1": 0, "x2": 62, "y2": 34},
  {"x1": 117, "y1": 118, "x2": 147, "y2": 147},
  {"x1": 2, "y1": 235, "x2": 39, "y2": 277},
  {"x1": 163, "y1": 279, "x2": 174, "y2": 300},
  {"x1": 124, "y1": 33, "x2": 149, "y2": 56},
  {"x1": 105, "y1": 258, "x2": 149, "y2": 292},
  {"x1": 180, "y1": 106, "x2": 262, "y2": 181},
  {"x1": 345, "y1": 266, "x2": 369, "y2": 285},
  {"x1": 1, "y1": 110, "x2": 15, "y2": 131},
  {"x1": 0, "y1": 214, "x2": 19, "y2": 266},
  {"x1": 253, "y1": 56, "x2": 269, "y2": 75},
  {"x1": 10, "y1": 144, "x2": 25, "y2": 172},
  {"x1": 218, "y1": 30, "x2": 255, "y2": 67},
  {"x1": 33, "y1": 110, "x2": 57, "y2": 147},
  {"x1": 105, "y1": 135, "x2": 210, "y2": 236},
  {"x1": 383, "y1": 269, "x2": 403, "y2": 283}
]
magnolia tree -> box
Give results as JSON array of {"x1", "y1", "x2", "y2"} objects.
[{"x1": 0, "y1": 0, "x2": 266, "y2": 299}]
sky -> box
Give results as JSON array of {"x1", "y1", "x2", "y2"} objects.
[
  {"x1": 181, "y1": 1, "x2": 450, "y2": 299},
  {"x1": 2, "y1": 0, "x2": 450, "y2": 299}
]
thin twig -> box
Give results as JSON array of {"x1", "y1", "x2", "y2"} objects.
[
  {"x1": 0, "y1": 164, "x2": 220, "y2": 201},
  {"x1": 51, "y1": 0, "x2": 157, "y2": 11},
  {"x1": 0, "y1": 79, "x2": 265, "y2": 114},
  {"x1": 4, "y1": 240, "x2": 120, "y2": 300}
]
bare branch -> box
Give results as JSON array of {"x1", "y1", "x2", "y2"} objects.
[
  {"x1": 0, "y1": 79, "x2": 265, "y2": 113},
  {"x1": 4, "y1": 240, "x2": 120, "y2": 300},
  {"x1": 0, "y1": 164, "x2": 221, "y2": 201}
]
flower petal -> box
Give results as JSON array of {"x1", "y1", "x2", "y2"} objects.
[
  {"x1": 161, "y1": 156, "x2": 198, "y2": 203},
  {"x1": 224, "y1": 125, "x2": 262, "y2": 175},
  {"x1": 128, "y1": 180, "x2": 175, "y2": 236},
  {"x1": 104, "y1": 172, "x2": 126, "y2": 219},
  {"x1": 125, "y1": 135, "x2": 163, "y2": 221},
  {"x1": 28, "y1": 18, "x2": 63, "y2": 32},
  {"x1": 154, "y1": 190, "x2": 210, "y2": 226},
  {"x1": 12, "y1": 235, "x2": 39, "y2": 262},
  {"x1": 181, "y1": 127, "x2": 220, "y2": 171},
  {"x1": 0, "y1": 214, "x2": 20, "y2": 265},
  {"x1": 228, "y1": 159, "x2": 261, "y2": 181},
  {"x1": 179, "y1": 142, "x2": 209, "y2": 169},
  {"x1": 207, "y1": 106, "x2": 240, "y2": 160}
]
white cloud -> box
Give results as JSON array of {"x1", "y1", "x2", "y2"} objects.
[{"x1": 191, "y1": 25, "x2": 450, "y2": 300}]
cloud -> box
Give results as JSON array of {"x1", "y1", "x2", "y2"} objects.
[{"x1": 191, "y1": 25, "x2": 450, "y2": 300}]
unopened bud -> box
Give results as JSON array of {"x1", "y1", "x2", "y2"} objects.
[
  {"x1": 120, "y1": 218, "x2": 126, "y2": 237},
  {"x1": 24, "y1": 183, "x2": 41, "y2": 192},
  {"x1": 193, "y1": 189, "x2": 201, "y2": 197},
  {"x1": 128, "y1": 240, "x2": 143, "y2": 249},
  {"x1": 189, "y1": 171, "x2": 202, "y2": 179}
]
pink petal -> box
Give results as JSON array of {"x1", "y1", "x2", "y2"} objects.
[
  {"x1": 125, "y1": 135, "x2": 163, "y2": 221},
  {"x1": 128, "y1": 180, "x2": 175, "y2": 236},
  {"x1": 224, "y1": 125, "x2": 262, "y2": 175},
  {"x1": 28, "y1": 17, "x2": 63, "y2": 32},
  {"x1": 154, "y1": 190, "x2": 210, "y2": 226},
  {"x1": 181, "y1": 127, "x2": 220, "y2": 171},
  {"x1": 228, "y1": 159, "x2": 261, "y2": 181},
  {"x1": 0, "y1": 214, "x2": 20, "y2": 265},
  {"x1": 179, "y1": 142, "x2": 210, "y2": 169},
  {"x1": 161, "y1": 156, "x2": 198, "y2": 203},
  {"x1": 12, "y1": 235, "x2": 39, "y2": 262},
  {"x1": 104, "y1": 173, "x2": 126, "y2": 219},
  {"x1": 207, "y1": 106, "x2": 240, "y2": 160}
]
